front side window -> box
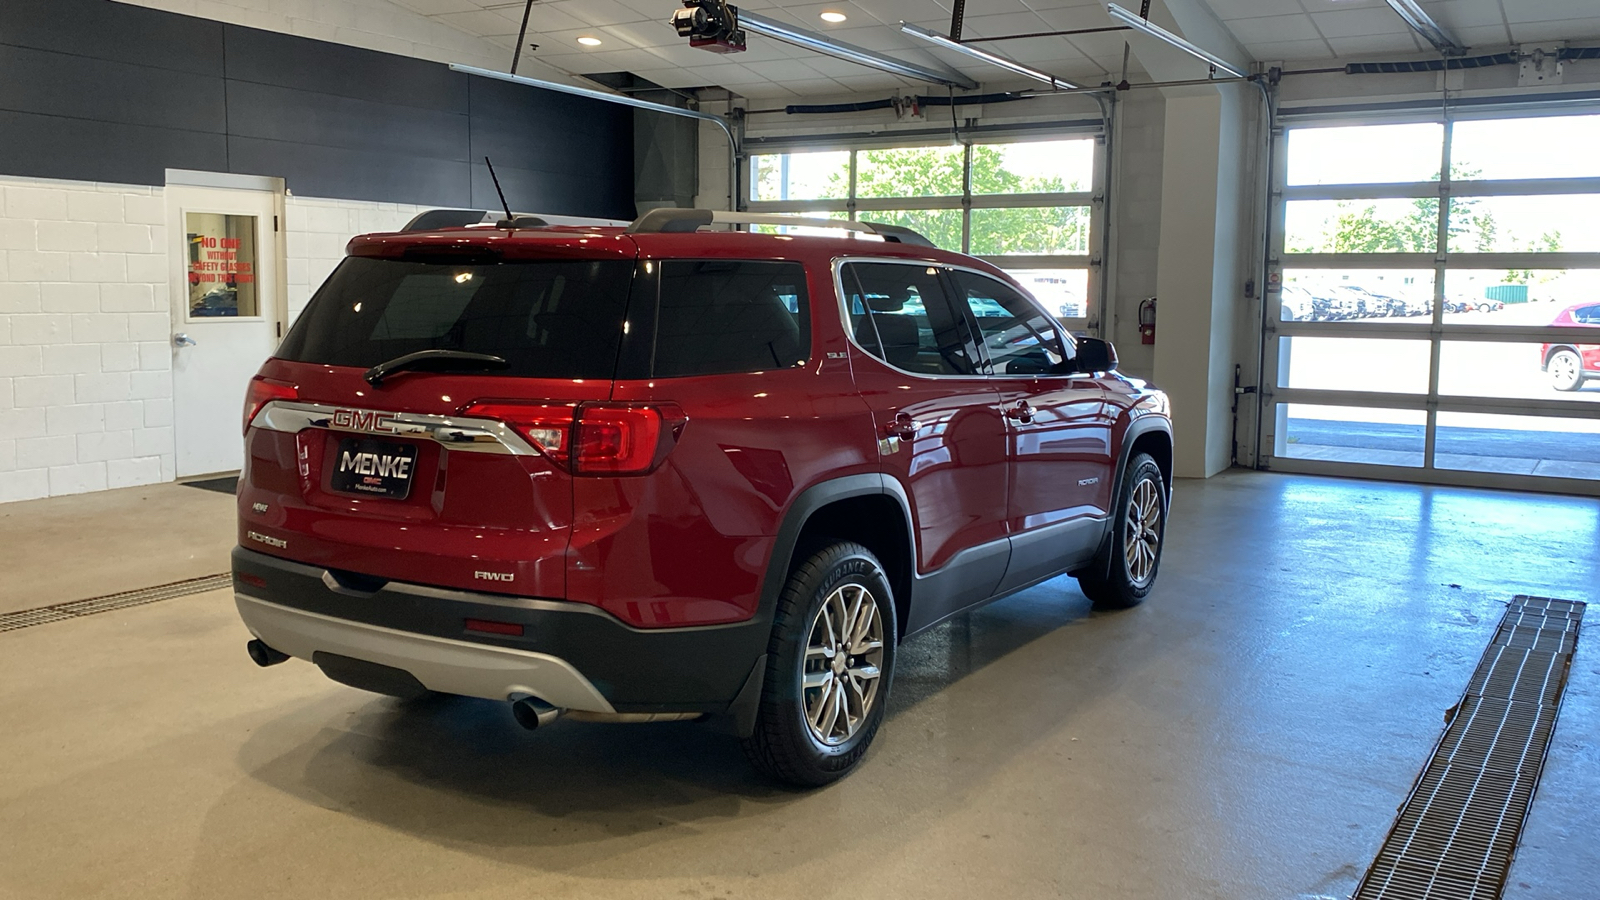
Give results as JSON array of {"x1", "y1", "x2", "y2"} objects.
[
  {"x1": 843, "y1": 262, "x2": 979, "y2": 376},
  {"x1": 654, "y1": 260, "x2": 809, "y2": 377},
  {"x1": 950, "y1": 270, "x2": 1070, "y2": 376}
]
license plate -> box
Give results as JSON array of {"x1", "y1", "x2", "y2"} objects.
[{"x1": 330, "y1": 437, "x2": 418, "y2": 500}]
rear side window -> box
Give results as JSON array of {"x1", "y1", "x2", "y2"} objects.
[
  {"x1": 653, "y1": 260, "x2": 809, "y2": 377},
  {"x1": 277, "y1": 257, "x2": 635, "y2": 378},
  {"x1": 843, "y1": 262, "x2": 979, "y2": 376}
]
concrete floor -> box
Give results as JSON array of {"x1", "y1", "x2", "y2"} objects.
[
  {"x1": 0, "y1": 482, "x2": 235, "y2": 613},
  {"x1": 0, "y1": 471, "x2": 1596, "y2": 899}
]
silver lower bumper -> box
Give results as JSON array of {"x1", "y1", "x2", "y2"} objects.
[{"x1": 235, "y1": 593, "x2": 616, "y2": 713}]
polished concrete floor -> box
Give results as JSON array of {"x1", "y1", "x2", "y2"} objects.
[{"x1": 0, "y1": 472, "x2": 1596, "y2": 899}]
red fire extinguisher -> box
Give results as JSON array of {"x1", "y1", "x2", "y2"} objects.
[{"x1": 1139, "y1": 297, "x2": 1157, "y2": 345}]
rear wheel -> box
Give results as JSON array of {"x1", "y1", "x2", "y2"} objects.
[
  {"x1": 742, "y1": 542, "x2": 896, "y2": 787},
  {"x1": 1549, "y1": 348, "x2": 1585, "y2": 392},
  {"x1": 1076, "y1": 453, "x2": 1166, "y2": 610}
]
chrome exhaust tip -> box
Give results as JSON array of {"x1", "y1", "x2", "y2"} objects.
[
  {"x1": 511, "y1": 696, "x2": 564, "y2": 730},
  {"x1": 246, "y1": 639, "x2": 290, "y2": 668}
]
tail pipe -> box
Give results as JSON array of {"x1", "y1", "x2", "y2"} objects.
[
  {"x1": 510, "y1": 695, "x2": 704, "y2": 730},
  {"x1": 511, "y1": 696, "x2": 564, "y2": 730},
  {"x1": 246, "y1": 639, "x2": 290, "y2": 668}
]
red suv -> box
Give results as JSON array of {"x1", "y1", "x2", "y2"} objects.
[
  {"x1": 1542, "y1": 302, "x2": 1600, "y2": 392},
  {"x1": 233, "y1": 209, "x2": 1173, "y2": 786}
]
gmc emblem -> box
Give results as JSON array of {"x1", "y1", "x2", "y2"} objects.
[{"x1": 332, "y1": 408, "x2": 399, "y2": 433}]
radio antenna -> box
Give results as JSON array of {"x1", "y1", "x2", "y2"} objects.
[{"x1": 484, "y1": 156, "x2": 515, "y2": 226}]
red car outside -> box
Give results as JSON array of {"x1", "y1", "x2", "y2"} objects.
[
  {"x1": 231, "y1": 209, "x2": 1172, "y2": 785},
  {"x1": 1541, "y1": 302, "x2": 1600, "y2": 392}
]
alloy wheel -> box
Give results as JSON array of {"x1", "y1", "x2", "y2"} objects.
[
  {"x1": 802, "y1": 583, "x2": 885, "y2": 747},
  {"x1": 1123, "y1": 477, "x2": 1163, "y2": 587},
  {"x1": 1550, "y1": 351, "x2": 1581, "y2": 390}
]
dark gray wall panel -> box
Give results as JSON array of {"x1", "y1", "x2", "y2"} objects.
[
  {"x1": 229, "y1": 137, "x2": 473, "y2": 207},
  {"x1": 222, "y1": 25, "x2": 468, "y2": 113},
  {"x1": 225, "y1": 81, "x2": 469, "y2": 162},
  {"x1": 0, "y1": 0, "x2": 223, "y2": 77},
  {"x1": 0, "y1": 45, "x2": 226, "y2": 133},
  {"x1": 0, "y1": 111, "x2": 228, "y2": 185},
  {"x1": 0, "y1": 0, "x2": 634, "y2": 218},
  {"x1": 469, "y1": 161, "x2": 632, "y2": 221}
]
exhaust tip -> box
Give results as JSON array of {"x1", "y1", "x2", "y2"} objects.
[
  {"x1": 247, "y1": 639, "x2": 290, "y2": 668},
  {"x1": 511, "y1": 696, "x2": 563, "y2": 730}
]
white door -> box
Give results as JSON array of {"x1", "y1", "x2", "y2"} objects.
[{"x1": 166, "y1": 182, "x2": 284, "y2": 477}]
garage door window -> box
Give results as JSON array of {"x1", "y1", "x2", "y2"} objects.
[{"x1": 1265, "y1": 108, "x2": 1600, "y2": 493}]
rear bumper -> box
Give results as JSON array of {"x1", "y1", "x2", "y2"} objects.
[
  {"x1": 231, "y1": 547, "x2": 770, "y2": 715},
  {"x1": 236, "y1": 594, "x2": 617, "y2": 711}
]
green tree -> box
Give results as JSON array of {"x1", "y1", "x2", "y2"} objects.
[{"x1": 828, "y1": 145, "x2": 1090, "y2": 254}]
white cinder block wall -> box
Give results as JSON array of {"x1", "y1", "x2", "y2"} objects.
[
  {"x1": 0, "y1": 177, "x2": 174, "y2": 503},
  {"x1": 0, "y1": 175, "x2": 434, "y2": 505}
]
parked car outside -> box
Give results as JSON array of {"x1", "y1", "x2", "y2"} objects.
[
  {"x1": 232, "y1": 209, "x2": 1173, "y2": 786},
  {"x1": 1541, "y1": 302, "x2": 1600, "y2": 391}
]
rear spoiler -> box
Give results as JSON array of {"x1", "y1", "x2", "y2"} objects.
[{"x1": 400, "y1": 209, "x2": 548, "y2": 231}]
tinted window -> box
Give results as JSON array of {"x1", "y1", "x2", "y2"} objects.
[
  {"x1": 1574, "y1": 305, "x2": 1600, "y2": 325},
  {"x1": 844, "y1": 262, "x2": 979, "y2": 376},
  {"x1": 951, "y1": 270, "x2": 1072, "y2": 376},
  {"x1": 277, "y1": 257, "x2": 633, "y2": 378},
  {"x1": 654, "y1": 260, "x2": 809, "y2": 377}
]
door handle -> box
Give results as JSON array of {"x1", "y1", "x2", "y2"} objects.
[
  {"x1": 886, "y1": 412, "x2": 920, "y2": 441},
  {"x1": 173, "y1": 333, "x2": 197, "y2": 348},
  {"x1": 1003, "y1": 400, "x2": 1034, "y2": 424}
]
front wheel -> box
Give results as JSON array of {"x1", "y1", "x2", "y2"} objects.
[
  {"x1": 1076, "y1": 453, "x2": 1167, "y2": 610},
  {"x1": 742, "y1": 542, "x2": 897, "y2": 787},
  {"x1": 1549, "y1": 349, "x2": 1585, "y2": 392}
]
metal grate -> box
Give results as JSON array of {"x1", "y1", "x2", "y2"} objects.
[
  {"x1": 0, "y1": 573, "x2": 233, "y2": 634},
  {"x1": 1353, "y1": 595, "x2": 1585, "y2": 900}
]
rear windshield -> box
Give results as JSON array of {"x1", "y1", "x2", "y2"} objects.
[{"x1": 276, "y1": 257, "x2": 635, "y2": 378}]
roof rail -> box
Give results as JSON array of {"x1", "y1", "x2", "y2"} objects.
[{"x1": 626, "y1": 208, "x2": 936, "y2": 248}]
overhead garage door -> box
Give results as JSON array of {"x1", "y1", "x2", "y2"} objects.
[
  {"x1": 1262, "y1": 107, "x2": 1600, "y2": 496},
  {"x1": 743, "y1": 128, "x2": 1104, "y2": 334}
]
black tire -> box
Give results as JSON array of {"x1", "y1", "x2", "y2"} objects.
[
  {"x1": 741, "y1": 542, "x2": 897, "y2": 787},
  {"x1": 1076, "y1": 453, "x2": 1167, "y2": 610}
]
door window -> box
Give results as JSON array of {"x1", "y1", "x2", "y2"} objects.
[
  {"x1": 842, "y1": 262, "x2": 979, "y2": 376},
  {"x1": 950, "y1": 270, "x2": 1070, "y2": 376},
  {"x1": 185, "y1": 212, "x2": 259, "y2": 318}
]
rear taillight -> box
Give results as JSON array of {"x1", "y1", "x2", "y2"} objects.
[
  {"x1": 243, "y1": 376, "x2": 298, "y2": 435},
  {"x1": 462, "y1": 402, "x2": 578, "y2": 465},
  {"x1": 463, "y1": 401, "x2": 684, "y2": 475}
]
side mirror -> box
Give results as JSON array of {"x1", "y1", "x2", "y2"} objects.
[{"x1": 1074, "y1": 337, "x2": 1118, "y2": 374}]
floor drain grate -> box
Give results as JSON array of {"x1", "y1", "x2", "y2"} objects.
[
  {"x1": 1353, "y1": 595, "x2": 1585, "y2": 900},
  {"x1": 0, "y1": 573, "x2": 233, "y2": 634}
]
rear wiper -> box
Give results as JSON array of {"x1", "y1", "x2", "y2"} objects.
[{"x1": 364, "y1": 350, "x2": 508, "y2": 386}]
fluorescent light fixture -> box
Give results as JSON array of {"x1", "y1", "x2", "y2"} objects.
[
  {"x1": 739, "y1": 10, "x2": 977, "y2": 89},
  {"x1": 1382, "y1": 0, "x2": 1465, "y2": 54},
  {"x1": 577, "y1": 36, "x2": 602, "y2": 47},
  {"x1": 819, "y1": 11, "x2": 847, "y2": 24},
  {"x1": 1106, "y1": 3, "x2": 1247, "y2": 79},
  {"x1": 900, "y1": 21, "x2": 1079, "y2": 90}
]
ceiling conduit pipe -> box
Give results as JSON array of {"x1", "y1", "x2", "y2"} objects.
[{"x1": 449, "y1": 63, "x2": 741, "y2": 213}]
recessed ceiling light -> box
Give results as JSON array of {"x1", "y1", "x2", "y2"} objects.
[
  {"x1": 577, "y1": 36, "x2": 602, "y2": 46},
  {"x1": 819, "y1": 11, "x2": 847, "y2": 23}
]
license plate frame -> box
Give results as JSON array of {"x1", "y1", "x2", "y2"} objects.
[{"x1": 329, "y1": 437, "x2": 419, "y2": 500}]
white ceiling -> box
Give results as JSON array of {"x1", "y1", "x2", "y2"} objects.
[{"x1": 387, "y1": 0, "x2": 1600, "y2": 99}]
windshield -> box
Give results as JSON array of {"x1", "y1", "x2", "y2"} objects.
[{"x1": 276, "y1": 257, "x2": 635, "y2": 379}]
